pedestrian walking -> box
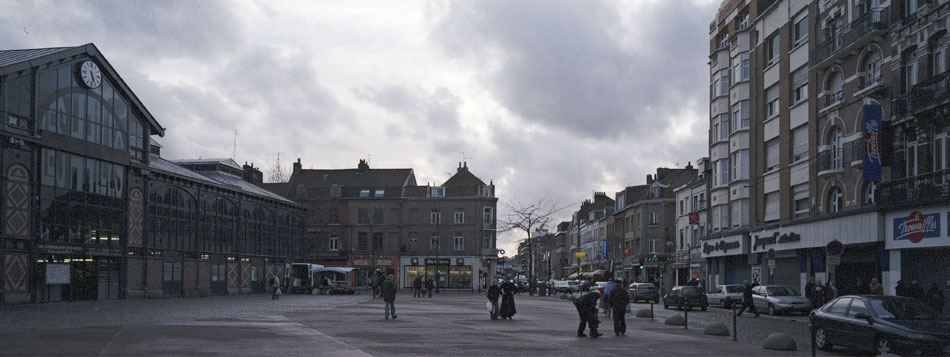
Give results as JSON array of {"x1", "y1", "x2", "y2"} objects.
[
  {"x1": 869, "y1": 277, "x2": 883, "y2": 295},
  {"x1": 928, "y1": 282, "x2": 945, "y2": 313},
  {"x1": 603, "y1": 279, "x2": 615, "y2": 317},
  {"x1": 381, "y1": 274, "x2": 397, "y2": 320},
  {"x1": 487, "y1": 280, "x2": 501, "y2": 320},
  {"x1": 805, "y1": 278, "x2": 815, "y2": 307},
  {"x1": 895, "y1": 280, "x2": 907, "y2": 297},
  {"x1": 574, "y1": 289, "x2": 603, "y2": 338},
  {"x1": 500, "y1": 279, "x2": 517, "y2": 319},
  {"x1": 824, "y1": 281, "x2": 837, "y2": 304},
  {"x1": 736, "y1": 280, "x2": 759, "y2": 317},
  {"x1": 413, "y1": 276, "x2": 423, "y2": 298},
  {"x1": 909, "y1": 281, "x2": 926, "y2": 303},
  {"x1": 814, "y1": 280, "x2": 825, "y2": 305},
  {"x1": 425, "y1": 278, "x2": 434, "y2": 298},
  {"x1": 270, "y1": 275, "x2": 282, "y2": 300},
  {"x1": 370, "y1": 272, "x2": 379, "y2": 299},
  {"x1": 605, "y1": 277, "x2": 629, "y2": 336}
]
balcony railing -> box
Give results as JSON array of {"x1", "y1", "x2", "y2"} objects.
[
  {"x1": 908, "y1": 71, "x2": 950, "y2": 115},
  {"x1": 892, "y1": 94, "x2": 909, "y2": 116},
  {"x1": 858, "y1": 73, "x2": 883, "y2": 91},
  {"x1": 817, "y1": 148, "x2": 843, "y2": 173},
  {"x1": 823, "y1": 90, "x2": 843, "y2": 109},
  {"x1": 811, "y1": 8, "x2": 888, "y2": 65},
  {"x1": 877, "y1": 169, "x2": 950, "y2": 209}
]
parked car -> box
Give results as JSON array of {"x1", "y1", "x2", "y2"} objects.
[
  {"x1": 552, "y1": 280, "x2": 576, "y2": 293},
  {"x1": 628, "y1": 283, "x2": 659, "y2": 303},
  {"x1": 707, "y1": 284, "x2": 744, "y2": 308},
  {"x1": 663, "y1": 286, "x2": 708, "y2": 311},
  {"x1": 593, "y1": 281, "x2": 608, "y2": 294},
  {"x1": 752, "y1": 285, "x2": 811, "y2": 315},
  {"x1": 811, "y1": 295, "x2": 950, "y2": 356}
]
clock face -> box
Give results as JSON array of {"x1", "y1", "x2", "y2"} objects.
[{"x1": 78, "y1": 61, "x2": 102, "y2": 89}]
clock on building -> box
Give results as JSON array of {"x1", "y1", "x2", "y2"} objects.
[{"x1": 77, "y1": 60, "x2": 102, "y2": 89}]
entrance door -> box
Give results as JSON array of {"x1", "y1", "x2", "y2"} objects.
[
  {"x1": 97, "y1": 259, "x2": 120, "y2": 300},
  {"x1": 834, "y1": 261, "x2": 876, "y2": 296},
  {"x1": 162, "y1": 261, "x2": 183, "y2": 297},
  {"x1": 210, "y1": 264, "x2": 227, "y2": 295}
]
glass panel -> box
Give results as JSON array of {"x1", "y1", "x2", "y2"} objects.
[
  {"x1": 70, "y1": 155, "x2": 84, "y2": 192},
  {"x1": 56, "y1": 151, "x2": 68, "y2": 189}
]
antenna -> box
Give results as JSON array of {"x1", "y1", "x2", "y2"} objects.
[
  {"x1": 364, "y1": 153, "x2": 374, "y2": 165},
  {"x1": 456, "y1": 151, "x2": 468, "y2": 162},
  {"x1": 233, "y1": 129, "x2": 238, "y2": 159}
]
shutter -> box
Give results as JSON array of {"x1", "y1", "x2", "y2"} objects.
[
  {"x1": 792, "y1": 126, "x2": 808, "y2": 158},
  {"x1": 769, "y1": 258, "x2": 801, "y2": 292},
  {"x1": 793, "y1": 184, "x2": 809, "y2": 201},
  {"x1": 765, "y1": 193, "x2": 780, "y2": 222},
  {"x1": 766, "y1": 139, "x2": 780, "y2": 170}
]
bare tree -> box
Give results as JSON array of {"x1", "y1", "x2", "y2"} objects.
[
  {"x1": 267, "y1": 152, "x2": 288, "y2": 183},
  {"x1": 500, "y1": 198, "x2": 566, "y2": 295}
]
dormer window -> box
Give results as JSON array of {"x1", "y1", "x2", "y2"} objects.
[
  {"x1": 374, "y1": 189, "x2": 384, "y2": 197},
  {"x1": 428, "y1": 186, "x2": 445, "y2": 197},
  {"x1": 359, "y1": 189, "x2": 370, "y2": 198}
]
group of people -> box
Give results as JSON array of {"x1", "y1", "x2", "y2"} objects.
[
  {"x1": 486, "y1": 279, "x2": 518, "y2": 319},
  {"x1": 804, "y1": 278, "x2": 839, "y2": 308},
  {"x1": 411, "y1": 276, "x2": 437, "y2": 298},
  {"x1": 896, "y1": 280, "x2": 946, "y2": 313},
  {"x1": 573, "y1": 277, "x2": 630, "y2": 338}
]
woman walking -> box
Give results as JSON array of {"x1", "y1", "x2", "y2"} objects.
[{"x1": 500, "y1": 279, "x2": 517, "y2": 320}]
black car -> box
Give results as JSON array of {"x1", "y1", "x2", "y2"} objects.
[
  {"x1": 663, "y1": 286, "x2": 708, "y2": 311},
  {"x1": 811, "y1": 295, "x2": 950, "y2": 356}
]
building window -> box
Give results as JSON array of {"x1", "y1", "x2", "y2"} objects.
[
  {"x1": 328, "y1": 209, "x2": 339, "y2": 224},
  {"x1": 358, "y1": 208, "x2": 369, "y2": 224},
  {"x1": 454, "y1": 208, "x2": 464, "y2": 224},
  {"x1": 935, "y1": 47, "x2": 947, "y2": 75},
  {"x1": 793, "y1": 183, "x2": 809, "y2": 217},
  {"x1": 733, "y1": 52, "x2": 750, "y2": 82},
  {"x1": 431, "y1": 209, "x2": 441, "y2": 224},
  {"x1": 731, "y1": 199, "x2": 749, "y2": 227},
  {"x1": 483, "y1": 232, "x2": 493, "y2": 249},
  {"x1": 649, "y1": 211, "x2": 658, "y2": 225},
  {"x1": 428, "y1": 186, "x2": 445, "y2": 197},
  {"x1": 373, "y1": 209, "x2": 384, "y2": 224},
  {"x1": 329, "y1": 235, "x2": 339, "y2": 251},
  {"x1": 830, "y1": 126, "x2": 843, "y2": 170},
  {"x1": 864, "y1": 182, "x2": 877, "y2": 205},
  {"x1": 373, "y1": 232, "x2": 383, "y2": 250},
  {"x1": 454, "y1": 235, "x2": 464, "y2": 251},
  {"x1": 360, "y1": 189, "x2": 370, "y2": 198},
  {"x1": 374, "y1": 189, "x2": 385, "y2": 197},
  {"x1": 766, "y1": 139, "x2": 780, "y2": 172},
  {"x1": 936, "y1": 134, "x2": 949, "y2": 172},
  {"x1": 905, "y1": 0, "x2": 919, "y2": 18},
  {"x1": 906, "y1": 59, "x2": 918, "y2": 91},
  {"x1": 765, "y1": 192, "x2": 780, "y2": 222},
  {"x1": 678, "y1": 229, "x2": 684, "y2": 250},
  {"x1": 483, "y1": 207, "x2": 493, "y2": 226},
  {"x1": 792, "y1": 11, "x2": 808, "y2": 45},
  {"x1": 732, "y1": 100, "x2": 749, "y2": 132},
  {"x1": 430, "y1": 235, "x2": 440, "y2": 251},
  {"x1": 712, "y1": 73, "x2": 721, "y2": 98},
  {"x1": 792, "y1": 66, "x2": 808, "y2": 104},
  {"x1": 720, "y1": 69, "x2": 729, "y2": 94},
  {"x1": 825, "y1": 71, "x2": 843, "y2": 107},
  {"x1": 906, "y1": 141, "x2": 918, "y2": 177},
  {"x1": 828, "y1": 187, "x2": 843, "y2": 213},
  {"x1": 731, "y1": 149, "x2": 749, "y2": 180},
  {"x1": 679, "y1": 200, "x2": 685, "y2": 215},
  {"x1": 650, "y1": 239, "x2": 657, "y2": 253},
  {"x1": 792, "y1": 125, "x2": 809, "y2": 162},
  {"x1": 358, "y1": 232, "x2": 368, "y2": 250},
  {"x1": 766, "y1": 85, "x2": 779, "y2": 118},
  {"x1": 863, "y1": 52, "x2": 882, "y2": 88},
  {"x1": 765, "y1": 32, "x2": 780, "y2": 65}
]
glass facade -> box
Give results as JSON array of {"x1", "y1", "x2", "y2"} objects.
[
  {"x1": 37, "y1": 64, "x2": 131, "y2": 151},
  {"x1": 39, "y1": 148, "x2": 125, "y2": 244}
]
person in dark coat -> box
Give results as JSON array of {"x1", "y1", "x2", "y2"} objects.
[
  {"x1": 605, "y1": 278, "x2": 630, "y2": 336},
  {"x1": 895, "y1": 280, "x2": 907, "y2": 297},
  {"x1": 575, "y1": 289, "x2": 603, "y2": 338},
  {"x1": 909, "y1": 281, "x2": 926, "y2": 303},
  {"x1": 736, "y1": 280, "x2": 760, "y2": 317},
  {"x1": 869, "y1": 278, "x2": 883, "y2": 295},
  {"x1": 425, "y1": 278, "x2": 434, "y2": 298},
  {"x1": 380, "y1": 274, "x2": 397, "y2": 319},
  {"x1": 824, "y1": 281, "x2": 837, "y2": 304},
  {"x1": 928, "y1": 283, "x2": 945, "y2": 314},
  {"x1": 412, "y1": 276, "x2": 423, "y2": 298},
  {"x1": 487, "y1": 280, "x2": 502, "y2": 320},
  {"x1": 500, "y1": 279, "x2": 517, "y2": 319},
  {"x1": 376, "y1": 273, "x2": 386, "y2": 299},
  {"x1": 370, "y1": 272, "x2": 379, "y2": 299},
  {"x1": 805, "y1": 278, "x2": 815, "y2": 307}
]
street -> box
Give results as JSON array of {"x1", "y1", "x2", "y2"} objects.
[{"x1": 0, "y1": 290, "x2": 875, "y2": 356}]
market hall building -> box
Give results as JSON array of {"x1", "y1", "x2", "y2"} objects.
[{"x1": 0, "y1": 44, "x2": 305, "y2": 304}]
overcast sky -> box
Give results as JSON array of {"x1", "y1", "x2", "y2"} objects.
[{"x1": 2, "y1": 0, "x2": 719, "y2": 257}]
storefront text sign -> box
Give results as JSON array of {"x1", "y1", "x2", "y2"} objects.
[
  {"x1": 863, "y1": 104, "x2": 882, "y2": 182},
  {"x1": 893, "y1": 211, "x2": 940, "y2": 243},
  {"x1": 703, "y1": 240, "x2": 740, "y2": 254},
  {"x1": 752, "y1": 232, "x2": 802, "y2": 251}
]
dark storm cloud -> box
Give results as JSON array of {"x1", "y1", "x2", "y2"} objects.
[{"x1": 431, "y1": 0, "x2": 714, "y2": 141}]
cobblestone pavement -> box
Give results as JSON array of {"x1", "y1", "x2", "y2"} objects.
[{"x1": 0, "y1": 291, "x2": 870, "y2": 356}]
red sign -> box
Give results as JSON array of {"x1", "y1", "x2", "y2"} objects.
[
  {"x1": 688, "y1": 212, "x2": 700, "y2": 225},
  {"x1": 658, "y1": 263, "x2": 665, "y2": 270},
  {"x1": 623, "y1": 248, "x2": 631, "y2": 257},
  {"x1": 904, "y1": 211, "x2": 928, "y2": 243},
  {"x1": 826, "y1": 240, "x2": 844, "y2": 256}
]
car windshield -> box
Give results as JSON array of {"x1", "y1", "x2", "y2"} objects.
[
  {"x1": 766, "y1": 287, "x2": 797, "y2": 296},
  {"x1": 870, "y1": 298, "x2": 942, "y2": 320},
  {"x1": 681, "y1": 287, "x2": 702, "y2": 295},
  {"x1": 639, "y1": 286, "x2": 655, "y2": 291},
  {"x1": 725, "y1": 286, "x2": 743, "y2": 293}
]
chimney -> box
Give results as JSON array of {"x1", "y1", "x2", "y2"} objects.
[
  {"x1": 358, "y1": 159, "x2": 370, "y2": 173},
  {"x1": 646, "y1": 174, "x2": 654, "y2": 184},
  {"x1": 243, "y1": 162, "x2": 264, "y2": 186},
  {"x1": 457, "y1": 161, "x2": 469, "y2": 173},
  {"x1": 686, "y1": 161, "x2": 693, "y2": 170},
  {"x1": 292, "y1": 158, "x2": 302, "y2": 177}
]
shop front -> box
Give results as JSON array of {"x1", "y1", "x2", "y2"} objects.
[
  {"x1": 34, "y1": 244, "x2": 124, "y2": 302},
  {"x1": 885, "y1": 206, "x2": 949, "y2": 314},
  {"x1": 701, "y1": 233, "x2": 746, "y2": 286},
  {"x1": 400, "y1": 256, "x2": 477, "y2": 291},
  {"x1": 750, "y1": 210, "x2": 884, "y2": 297},
  {"x1": 352, "y1": 254, "x2": 399, "y2": 288}
]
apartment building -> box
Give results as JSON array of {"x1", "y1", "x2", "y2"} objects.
[{"x1": 673, "y1": 159, "x2": 709, "y2": 286}]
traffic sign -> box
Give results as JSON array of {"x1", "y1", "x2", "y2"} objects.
[
  {"x1": 826, "y1": 256, "x2": 841, "y2": 266},
  {"x1": 497, "y1": 249, "x2": 505, "y2": 255},
  {"x1": 826, "y1": 240, "x2": 844, "y2": 257},
  {"x1": 658, "y1": 263, "x2": 665, "y2": 270},
  {"x1": 767, "y1": 259, "x2": 776, "y2": 268},
  {"x1": 767, "y1": 248, "x2": 776, "y2": 260}
]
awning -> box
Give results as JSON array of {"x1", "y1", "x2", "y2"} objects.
[{"x1": 313, "y1": 267, "x2": 355, "y2": 274}]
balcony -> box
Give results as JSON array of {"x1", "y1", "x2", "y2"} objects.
[
  {"x1": 811, "y1": 8, "x2": 888, "y2": 67},
  {"x1": 877, "y1": 169, "x2": 950, "y2": 209},
  {"x1": 858, "y1": 73, "x2": 883, "y2": 91},
  {"x1": 817, "y1": 148, "x2": 844, "y2": 175},
  {"x1": 822, "y1": 90, "x2": 843, "y2": 110},
  {"x1": 908, "y1": 71, "x2": 950, "y2": 115}
]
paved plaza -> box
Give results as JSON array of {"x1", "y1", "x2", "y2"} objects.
[{"x1": 0, "y1": 291, "x2": 862, "y2": 356}]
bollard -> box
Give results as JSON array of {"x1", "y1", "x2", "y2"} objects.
[
  {"x1": 810, "y1": 318, "x2": 816, "y2": 357},
  {"x1": 732, "y1": 306, "x2": 738, "y2": 342},
  {"x1": 684, "y1": 305, "x2": 689, "y2": 330},
  {"x1": 650, "y1": 302, "x2": 655, "y2": 321}
]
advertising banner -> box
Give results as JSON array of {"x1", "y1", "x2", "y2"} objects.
[{"x1": 863, "y1": 104, "x2": 883, "y2": 182}]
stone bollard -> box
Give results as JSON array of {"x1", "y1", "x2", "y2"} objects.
[
  {"x1": 703, "y1": 323, "x2": 731, "y2": 336},
  {"x1": 664, "y1": 314, "x2": 685, "y2": 326},
  {"x1": 635, "y1": 309, "x2": 653, "y2": 318},
  {"x1": 762, "y1": 333, "x2": 798, "y2": 351}
]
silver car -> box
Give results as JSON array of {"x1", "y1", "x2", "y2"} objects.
[
  {"x1": 706, "y1": 284, "x2": 743, "y2": 308},
  {"x1": 752, "y1": 285, "x2": 812, "y2": 315}
]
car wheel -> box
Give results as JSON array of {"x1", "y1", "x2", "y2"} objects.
[
  {"x1": 873, "y1": 335, "x2": 892, "y2": 356},
  {"x1": 814, "y1": 327, "x2": 832, "y2": 351},
  {"x1": 768, "y1": 303, "x2": 775, "y2": 316},
  {"x1": 720, "y1": 299, "x2": 727, "y2": 308}
]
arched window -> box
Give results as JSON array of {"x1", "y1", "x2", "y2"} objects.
[
  {"x1": 864, "y1": 182, "x2": 877, "y2": 205},
  {"x1": 828, "y1": 187, "x2": 843, "y2": 213},
  {"x1": 861, "y1": 50, "x2": 882, "y2": 88},
  {"x1": 830, "y1": 126, "x2": 843, "y2": 170},
  {"x1": 825, "y1": 71, "x2": 843, "y2": 107}
]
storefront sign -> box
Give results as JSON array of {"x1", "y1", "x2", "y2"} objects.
[
  {"x1": 623, "y1": 247, "x2": 630, "y2": 257},
  {"x1": 424, "y1": 258, "x2": 450, "y2": 265},
  {"x1": 688, "y1": 212, "x2": 700, "y2": 225},
  {"x1": 37, "y1": 244, "x2": 82, "y2": 255},
  {"x1": 45, "y1": 264, "x2": 70, "y2": 284},
  {"x1": 702, "y1": 240, "x2": 741, "y2": 254},
  {"x1": 752, "y1": 232, "x2": 801, "y2": 251},
  {"x1": 863, "y1": 104, "x2": 883, "y2": 182},
  {"x1": 893, "y1": 211, "x2": 940, "y2": 243},
  {"x1": 574, "y1": 252, "x2": 587, "y2": 259}
]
